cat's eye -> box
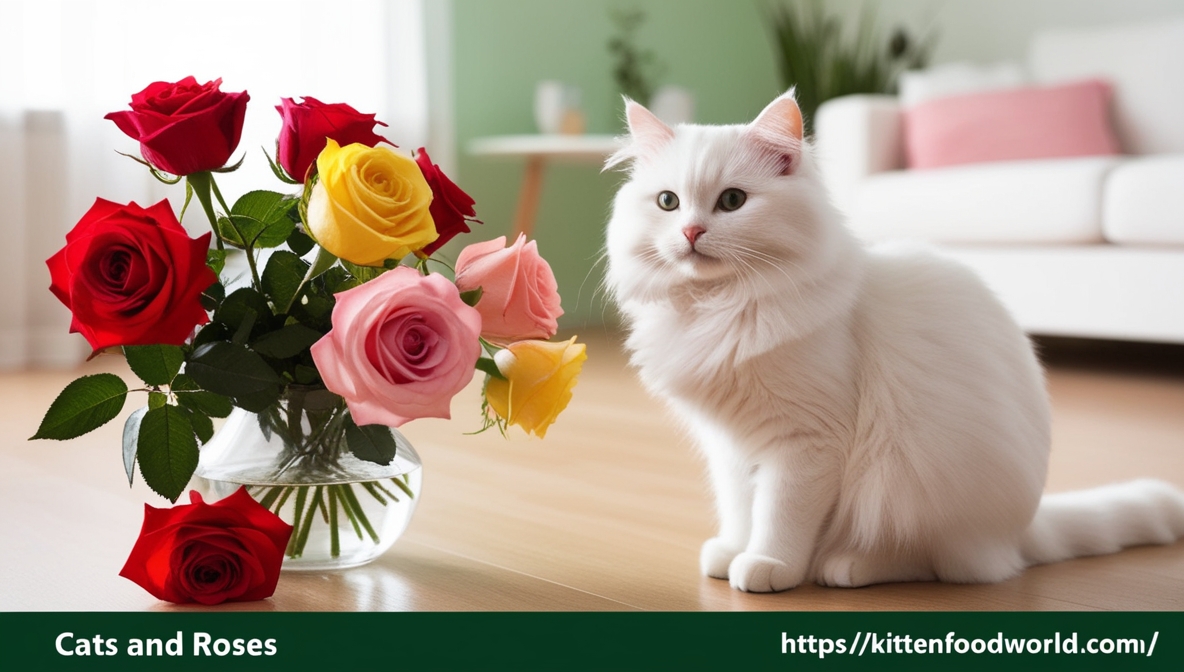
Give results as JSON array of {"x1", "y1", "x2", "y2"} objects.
[
  {"x1": 717, "y1": 188, "x2": 747, "y2": 212},
  {"x1": 656, "y1": 191, "x2": 680, "y2": 211}
]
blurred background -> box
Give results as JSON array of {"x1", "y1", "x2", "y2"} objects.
[{"x1": 3, "y1": 0, "x2": 1183, "y2": 370}]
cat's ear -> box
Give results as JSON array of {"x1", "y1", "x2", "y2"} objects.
[
  {"x1": 625, "y1": 98, "x2": 675, "y2": 144},
  {"x1": 605, "y1": 98, "x2": 674, "y2": 171},
  {"x1": 746, "y1": 90, "x2": 804, "y2": 175}
]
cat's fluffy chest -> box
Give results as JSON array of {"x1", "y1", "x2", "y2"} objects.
[{"x1": 623, "y1": 296, "x2": 859, "y2": 450}]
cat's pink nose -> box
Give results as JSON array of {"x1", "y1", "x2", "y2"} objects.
[{"x1": 683, "y1": 225, "x2": 706, "y2": 246}]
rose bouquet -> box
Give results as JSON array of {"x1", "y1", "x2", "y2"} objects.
[{"x1": 31, "y1": 77, "x2": 586, "y2": 601}]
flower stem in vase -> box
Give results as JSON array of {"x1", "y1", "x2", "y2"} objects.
[{"x1": 196, "y1": 388, "x2": 422, "y2": 570}]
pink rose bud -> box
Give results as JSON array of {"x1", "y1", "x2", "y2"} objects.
[
  {"x1": 454, "y1": 235, "x2": 563, "y2": 344},
  {"x1": 310, "y1": 267, "x2": 482, "y2": 427}
]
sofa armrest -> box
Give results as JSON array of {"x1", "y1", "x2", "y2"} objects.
[{"x1": 813, "y1": 94, "x2": 905, "y2": 214}]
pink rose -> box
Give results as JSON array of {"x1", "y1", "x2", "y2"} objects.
[
  {"x1": 454, "y1": 235, "x2": 563, "y2": 344},
  {"x1": 310, "y1": 267, "x2": 482, "y2": 427}
]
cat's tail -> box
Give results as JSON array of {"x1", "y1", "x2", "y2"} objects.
[{"x1": 1021, "y1": 479, "x2": 1184, "y2": 566}]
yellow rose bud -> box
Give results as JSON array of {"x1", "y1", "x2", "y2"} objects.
[
  {"x1": 485, "y1": 337, "x2": 587, "y2": 438},
  {"x1": 306, "y1": 139, "x2": 438, "y2": 266}
]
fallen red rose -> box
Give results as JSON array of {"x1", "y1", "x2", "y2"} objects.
[
  {"x1": 46, "y1": 198, "x2": 216, "y2": 353},
  {"x1": 105, "y1": 76, "x2": 249, "y2": 176},
  {"x1": 415, "y1": 147, "x2": 479, "y2": 255},
  {"x1": 120, "y1": 489, "x2": 292, "y2": 605}
]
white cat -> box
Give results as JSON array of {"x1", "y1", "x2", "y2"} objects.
[{"x1": 604, "y1": 91, "x2": 1184, "y2": 593}]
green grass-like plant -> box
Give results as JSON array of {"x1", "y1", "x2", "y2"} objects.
[{"x1": 767, "y1": 0, "x2": 935, "y2": 136}]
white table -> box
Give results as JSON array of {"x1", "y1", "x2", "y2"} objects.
[{"x1": 468, "y1": 134, "x2": 622, "y2": 240}]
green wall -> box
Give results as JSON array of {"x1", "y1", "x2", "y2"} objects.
[{"x1": 450, "y1": 0, "x2": 780, "y2": 329}]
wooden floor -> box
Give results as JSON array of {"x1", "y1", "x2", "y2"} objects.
[{"x1": 1, "y1": 332, "x2": 1182, "y2": 611}]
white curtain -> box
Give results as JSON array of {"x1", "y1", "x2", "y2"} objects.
[{"x1": 0, "y1": 0, "x2": 449, "y2": 369}]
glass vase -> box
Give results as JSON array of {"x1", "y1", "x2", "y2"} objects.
[{"x1": 193, "y1": 387, "x2": 422, "y2": 571}]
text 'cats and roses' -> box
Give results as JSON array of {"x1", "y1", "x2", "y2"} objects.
[{"x1": 55, "y1": 631, "x2": 277, "y2": 657}]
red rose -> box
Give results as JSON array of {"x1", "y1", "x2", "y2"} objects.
[
  {"x1": 415, "y1": 147, "x2": 479, "y2": 255},
  {"x1": 105, "y1": 77, "x2": 249, "y2": 176},
  {"x1": 47, "y1": 198, "x2": 216, "y2": 352},
  {"x1": 120, "y1": 489, "x2": 292, "y2": 605},
  {"x1": 276, "y1": 96, "x2": 389, "y2": 182}
]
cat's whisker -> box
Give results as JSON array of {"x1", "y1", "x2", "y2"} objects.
[
  {"x1": 729, "y1": 244, "x2": 805, "y2": 306},
  {"x1": 579, "y1": 247, "x2": 612, "y2": 314}
]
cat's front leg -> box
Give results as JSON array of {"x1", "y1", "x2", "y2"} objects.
[
  {"x1": 729, "y1": 446, "x2": 837, "y2": 592},
  {"x1": 699, "y1": 450, "x2": 753, "y2": 579}
]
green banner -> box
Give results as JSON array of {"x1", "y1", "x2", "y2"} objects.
[{"x1": 1, "y1": 612, "x2": 1180, "y2": 671}]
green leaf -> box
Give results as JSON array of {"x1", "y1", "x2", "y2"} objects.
[
  {"x1": 175, "y1": 390, "x2": 234, "y2": 418},
  {"x1": 320, "y1": 266, "x2": 355, "y2": 294},
  {"x1": 224, "y1": 190, "x2": 297, "y2": 249},
  {"x1": 233, "y1": 386, "x2": 282, "y2": 413},
  {"x1": 201, "y1": 280, "x2": 226, "y2": 312},
  {"x1": 294, "y1": 365, "x2": 320, "y2": 385},
  {"x1": 345, "y1": 416, "x2": 399, "y2": 466},
  {"x1": 215, "y1": 216, "x2": 245, "y2": 249},
  {"x1": 172, "y1": 374, "x2": 235, "y2": 418},
  {"x1": 137, "y1": 405, "x2": 199, "y2": 502},
  {"x1": 295, "y1": 293, "x2": 335, "y2": 323},
  {"x1": 215, "y1": 287, "x2": 272, "y2": 332},
  {"x1": 475, "y1": 357, "x2": 507, "y2": 381},
  {"x1": 148, "y1": 392, "x2": 168, "y2": 410},
  {"x1": 286, "y1": 230, "x2": 315, "y2": 257},
  {"x1": 342, "y1": 260, "x2": 386, "y2": 283},
  {"x1": 251, "y1": 323, "x2": 324, "y2": 359},
  {"x1": 231, "y1": 307, "x2": 257, "y2": 346},
  {"x1": 262, "y1": 250, "x2": 310, "y2": 314},
  {"x1": 191, "y1": 322, "x2": 232, "y2": 350},
  {"x1": 187, "y1": 342, "x2": 281, "y2": 398},
  {"x1": 122, "y1": 407, "x2": 147, "y2": 487},
  {"x1": 207, "y1": 249, "x2": 227, "y2": 276},
  {"x1": 31, "y1": 374, "x2": 129, "y2": 440},
  {"x1": 306, "y1": 246, "x2": 339, "y2": 283},
  {"x1": 459, "y1": 286, "x2": 484, "y2": 308},
  {"x1": 186, "y1": 409, "x2": 215, "y2": 444},
  {"x1": 123, "y1": 345, "x2": 185, "y2": 386}
]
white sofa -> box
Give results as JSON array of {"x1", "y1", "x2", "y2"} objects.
[{"x1": 815, "y1": 18, "x2": 1184, "y2": 344}]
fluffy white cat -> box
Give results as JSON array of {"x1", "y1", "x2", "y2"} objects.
[{"x1": 604, "y1": 91, "x2": 1184, "y2": 593}]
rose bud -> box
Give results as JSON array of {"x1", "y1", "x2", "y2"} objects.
[
  {"x1": 105, "y1": 76, "x2": 249, "y2": 176},
  {"x1": 414, "y1": 147, "x2": 479, "y2": 255},
  {"x1": 306, "y1": 140, "x2": 438, "y2": 266},
  {"x1": 310, "y1": 267, "x2": 482, "y2": 427},
  {"x1": 276, "y1": 96, "x2": 389, "y2": 182},
  {"x1": 46, "y1": 198, "x2": 216, "y2": 352},
  {"x1": 120, "y1": 489, "x2": 292, "y2": 606},
  {"x1": 454, "y1": 235, "x2": 563, "y2": 344},
  {"x1": 485, "y1": 337, "x2": 587, "y2": 438}
]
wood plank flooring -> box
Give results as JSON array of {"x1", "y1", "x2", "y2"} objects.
[{"x1": 2, "y1": 332, "x2": 1181, "y2": 611}]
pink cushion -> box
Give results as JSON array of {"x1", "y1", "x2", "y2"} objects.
[{"x1": 903, "y1": 79, "x2": 1121, "y2": 169}]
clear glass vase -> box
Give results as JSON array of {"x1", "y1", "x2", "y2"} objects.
[{"x1": 192, "y1": 387, "x2": 422, "y2": 571}]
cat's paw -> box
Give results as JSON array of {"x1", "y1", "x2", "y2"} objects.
[
  {"x1": 816, "y1": 552, "x2": 937, "y2": 587},
  {"x1": 700, "y1": 538, "x2": 742, "y2": 579},
  {"x1": 728, "y1": 552, "x2": 801, "y2": 593},
  {"x1": 816, "y1": 554, "x2": 859, "y2": 588}
]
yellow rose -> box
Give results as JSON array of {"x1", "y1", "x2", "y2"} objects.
[
  {"x1": 306, "y1": 139, "x2": 438, "y2": 266},
  {"x1": 485, "y1": 337, "x2": 587, "y2": 438}
]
